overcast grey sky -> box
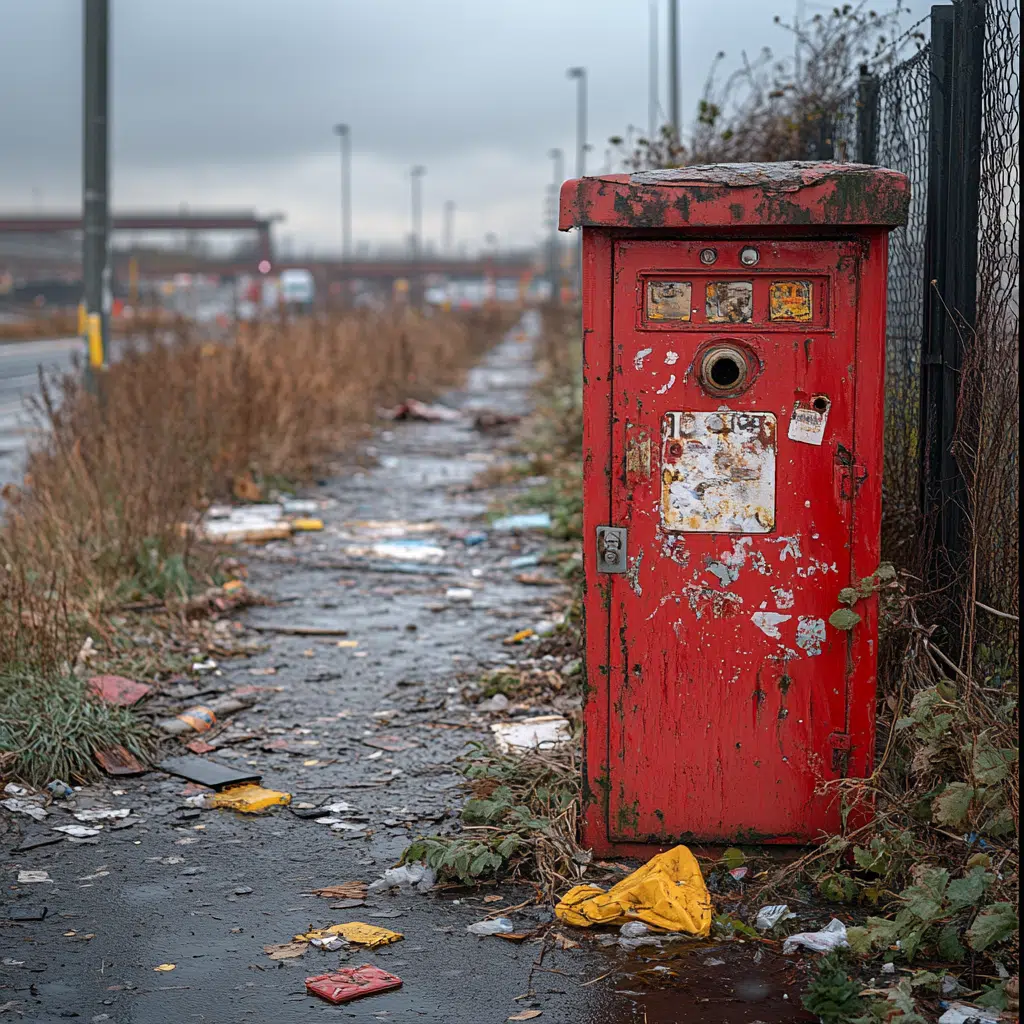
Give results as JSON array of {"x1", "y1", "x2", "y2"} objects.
[{"x1": 0, "y1": 0, "x2": 933, "y2": 255}]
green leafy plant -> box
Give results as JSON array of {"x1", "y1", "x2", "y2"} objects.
[{"x1": 802, "y1": 953, "x2": 866, "y2": 1022}]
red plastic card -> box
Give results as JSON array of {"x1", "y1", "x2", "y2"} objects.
[{"x1": 305, "y1": 966, "x2": 402, "y2": 1005}]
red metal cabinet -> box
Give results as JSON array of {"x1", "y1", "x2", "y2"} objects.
[{"x1": 560, "y1": 163, "x2": 909, "y2": 853}]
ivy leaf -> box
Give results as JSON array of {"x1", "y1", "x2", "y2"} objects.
[
  {"x1": 966, "y1": 903, "x2": 1019, "y2": 952},
  {"x1": 845, "y1": 925, "x2": 874, "y2": 954},
  {"x1": 972, "y1": 738, "x2": 1016, "y2": 785},
  {"x1": 828, "y1": 607, "x2": 861, "y2": 630},
  {"x1": 932, "y1": 784, "x2": 976, "y2": 828}
]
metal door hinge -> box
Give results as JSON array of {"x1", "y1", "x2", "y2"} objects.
[{"x1": 596, "y1": 526, "x2": 628, "y2": 574}]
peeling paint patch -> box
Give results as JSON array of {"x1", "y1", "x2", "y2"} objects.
[
  {"x1": 771, "y1": 586, "x2": 795, "y2": 610},
  {"x1": 706, "y1": 560, "x2": 736, "y2": 587},
  {"x1": 656, "y1": 374, "x2": 676, "y2": 395},
  {"x1": 751, "y1": 611, "x2": 791, "y2": 638},
  {"x1": 634, "y1": 347, "x2": 653, "y2": 370},
  {"x1": 665, "y1": 350, "x2": 679, "y2": 365},
  {"x1": 773, "y1": 534, "x2": 803, "y2": 561},
  {"x1": 681, "y1": 584, "x2": 743, "y2": 620},
  {"x1": 625, "y1": 549, "x2": 644, "y2": 596},
  {"x1": 795, "y1": 616, "x2": 826, "y2": 656}
]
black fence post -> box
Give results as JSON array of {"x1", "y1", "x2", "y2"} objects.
[
  {"x1": 856, "y1": 64, "x2": 879, "y2": 164},
  {"x1": 920, "y1": 0, "x2": 986, "y2": 605}
]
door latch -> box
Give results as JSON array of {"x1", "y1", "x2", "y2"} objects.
[{"x1": 597, "y1": 526, "x2": 628, "y2": 574}]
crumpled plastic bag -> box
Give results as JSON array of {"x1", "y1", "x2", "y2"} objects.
[
  {"x1": 554, "y1": 845, "x2": 712, "y2": 937},
  {"x1": 294, "y1": 922, "x2": 402, "y2": 949},
  {"x1": 782, "y1": 917, "x2": 848, "y2": 954}
]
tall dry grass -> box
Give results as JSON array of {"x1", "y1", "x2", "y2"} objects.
[{"x1": 0, "y1": 307, "x2": 509, "y2": 609}]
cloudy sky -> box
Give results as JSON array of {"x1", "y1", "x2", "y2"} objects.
[{"x1": 0, "y1": 0, "x2": 933, "y2": 256}]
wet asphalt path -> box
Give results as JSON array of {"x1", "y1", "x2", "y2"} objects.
[{"x1": 1, "y1": 316, "x2": 814, "y2": 1023}]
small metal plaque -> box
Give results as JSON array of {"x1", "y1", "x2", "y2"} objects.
[
  {"x1": 706, "y1": 281, "x2": 753, "y2": 323},
  {"x1": 770, "y1": 280, "x2": 813, "y2": 321},
  {"x1": 661, "y1": 411, "x2": 776, "y2": 533},
  {"x1": 597, "y1": 526, "x2": 628, "y2": 573},
  {"x1": 646, "y1": 280, "x2": 692, "y2": 320}
]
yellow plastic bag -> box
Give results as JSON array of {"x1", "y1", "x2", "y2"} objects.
[
  {"x1": 554, "y1": 845, "x2": 712, "y2": 937},
  {"x1": 294, "y1": 922, "x2": 402, "y2": 949},
  {"x1": 210, "y1": 784, "x2": 291, "y2": 813}
]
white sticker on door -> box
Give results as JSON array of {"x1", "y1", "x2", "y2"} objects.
[
  {"x1": 661, "y1": 411, "x2": 777, "y2": 533},
  {"x1": 787, "y1": 398, "x2": 830, "y2": 446}
]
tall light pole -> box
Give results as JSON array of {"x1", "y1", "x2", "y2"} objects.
[
  {"x1": 332, "y1": 124, "x2": 352, "y2": 261},
  {"x1": 410, "y1": 165, "x2": 426, "y2": 307},
  {"x1": 442, "y1": 200, "x2": 455, "y2": 254},
  {"x1": 548, "y1": 148, "x2": 564, "y2": 306},
  {"x1": 668, "y1": 0, "x2": 681, "y2": 144},
  {"x1": 82, "y1": 0, "x2": 110, "y2": 382},
  {"x1": 648, "y1": 1, "x2": 660, "y2": 149},
  {"x1": 566, "y1": 66, "x2": 587, "y2": 301}
]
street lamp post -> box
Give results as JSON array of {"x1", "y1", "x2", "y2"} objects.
[
  {"x1": 332, "y1": 124, "x2": 351, "y2": 259},
  {"x1": 410, "y1": 165, "x2": 426, "y2": 307},
  {"x1": 548, "y1": 148, "x2": 564, "y2": 306},
  {"x1": 566, "y1": 66, "x2": 587, "y2": 301},
  {"x1": 668, "y1": 0, "x2": 681, "y2": 144},
  {"x1": 442, "y1": 200, "x2": 455, "y2": 255}
]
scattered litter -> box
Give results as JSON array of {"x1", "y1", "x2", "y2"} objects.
[
  {"x1": 73, "y1": 808, "x2": 131, "y2": 823},
  {"x1": 307, "y1": 882, "x2": 368, "y2": 900},
  {"x1": 704, "y1": 957, "x2": 727, "y2": 966},
  {"x1": 1, "y1": 799, "x2": 47, "y2": 822},
  {"x1": 282, "y1": 499, "x2": 320, "y2": 515},
  {"x1": 185, "y1": 740, "x2": 217, "y2": 755},
  {"x1": 14, "y1": 834, "x2": 63, "y2": 853},
  {"x1": 264, "y1": 941, "x2": 308, "y2": 960},
  {"x1": 755, "y1": 904, "x2": 795, "y2": 931},
  {"x1": 95, "y1": 746, "x2": 147, "y2": 776},
  {"x1": 381, "y1": 398, "x2": 461, "y2": 422},
  {"x1": 782, "y1": 918, "x2": 849, "y2": 955},
  {"x1": 158, "y1": 689, "x2": 260, "y2": 735},
  {"x1": 445, "y1": 587, "x2": 474, "y2": 603},
  {"x1": 157, "y1": 755, "x2": 262, "y2": 790},
  {"x1": 8, "y1": 907, "x2": 47, "y2": 922},
  {"x1": 209, "y1": 784, "x2": 291, "y2": 814},
  {"x1": 295, "y1": 922, "x2": 403, "y2": 949},
  {"x1": 17, "y1": 871, "x2": 51, "y2": 884},
  {"x1": 336, "y1": 639, "x2": 359, "y2": 648},
  {"x1": 309, "y1": 934, "x2": 345, "y2": 950},
  {"x1": 368, "y1": 865, "x2": 435, "y2": 893},
  {"x1": 153, "y1": 964, "x2": 176, "y2": 972},
  {"x1": 52, "y1": 825, "x2": 102, "y2": 838},
  {"x1": 938, "y1": 1005, "x2": 1001, "y2": 1024},
  {"x1": 503, "y1": 629, "x2": 534, "y2": 645},
  {"x1": 730, "y1": 866, "x2": 749, "y2": 881},
  {"x1": 555, "y1": 845, "x2": 712, "y2": 937},
  {"x1": 345, "y1": 540, "x2": 446, "y2": 564},
  {"x1": 87, "y1": 675, "x2": 153, "y2": 706},
  {"x1": 507, "y1": 554, "x2": 541, "y2": 569},
  {"x1": 3, "y1": 783, "x2": 29, "y2": 797},
  {"x1": 477, "y1": 694, "x2": 510, "y2": 713},
  {"x1": 46, "y1": 781, "x2": 74, "y2": 800},
  {"x1": 619, "y1": 922, "x2": 650, "y2": 938},
  {"x1": 507, "y1": 1012, "x2": 543, "y2": 1021},
  {"x1": 291, "y1": 518, "x2": 324, "y2": 532},
  {"x1": 192, "y1": 659, "x2": 218, "y2": 673},
  {"x1": 491, "y1": 512, "x2": 552, "y2": 532},
  {"x1": 305, "y1": 966, "x2": 403, "y2": 1005},
  {"x1": 464, "y1": 532, "x2": 488, "y2": 546},
  {"x1": 200, "y1": 504, "x2": 292, "y2": 544},
  {"x1": 491, "y1": 716, "x2": 571, "y2": 753},
  {"x1": 466, "y1": 917, "x2": 514, "y2": 936}
]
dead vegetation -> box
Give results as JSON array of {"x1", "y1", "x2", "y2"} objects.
[{"x1": 0, "y1": 307, "x2": 511, "y2": 784}]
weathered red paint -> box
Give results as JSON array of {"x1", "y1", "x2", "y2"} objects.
[{"x1": 565, "y1": 162, "x2": 908, "y2": 855}]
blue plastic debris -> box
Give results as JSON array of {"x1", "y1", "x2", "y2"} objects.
[{"x1": 491, "y1": 513, "x2": 552, "y2": 532}]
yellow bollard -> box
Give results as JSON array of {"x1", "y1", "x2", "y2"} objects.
[{"x1": 86, "y1": 313, "x2": 104, "y2": 368}]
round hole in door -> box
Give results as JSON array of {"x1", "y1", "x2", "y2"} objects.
[{"x1": 700, "y1": 345, "x2": 749, "y2": 395}]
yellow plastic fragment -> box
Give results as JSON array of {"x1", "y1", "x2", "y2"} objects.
[
  {"x1": 294, "y1": 922, "x2": 403, "y2": 949},
  {"x1": 222, "y1": 579, "x2": 244, "y2": 593},
  {"x1": 554, "y1": 845, "x2": 712, "y2": 937},
  {"x1": 209, "y1": 784, "x2": 291, "y2": 813},
  {"x1": 291, "y1": 518, "x2": 324, "y2": 532},
  {"x1": 503, "y1": 629, "x2": 535, "y2": 645},
  {"x1": 154, "y1": 963, "x2": 176, "y2": 972}
]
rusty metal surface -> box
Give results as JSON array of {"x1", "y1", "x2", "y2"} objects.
[
  {"x1": 705, "y1": 281, "x2": 754, "y2": 323},
  {"x1": 585, "y1": 237, "x2": 884, "y2": 848},
  {"x1": 629, "y1": 161, "x2": 873, "y2": 188},
  {"x1": 661, "y1": 411, "x2": 776, "y2": 533},
  {"x1": 646, "y1": 280, "x2": 692, "y2": 320},
  {"x1": 559, "y1": 162, "x2": 910, "y2": 231}
]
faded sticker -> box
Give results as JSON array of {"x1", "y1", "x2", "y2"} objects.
[
  {"x1": 661, "y1": 411, "x2": 776, "y2": 533},
  {"x1": 770, "y1": 280, "x2": 813, "y2": 321},
  {"x1": 788, "y1": 398, "x2": 830, "y2": 445},
  {"x1": 647, "y1": 280, "x2": 692, "y2": 320},
  {"x1": 795, "y1": 616, "x2": 826, "y2": 656},
  {"x1": 706, "y1": 281, "x2": 753, "y2": 323},
  {"x1": 751, "y1": 611, "x2": 791, "y2": 638}
]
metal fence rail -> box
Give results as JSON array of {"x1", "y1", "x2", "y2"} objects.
[{"x1": 832, "y1": 0, "x2": 1020, "y2": 637}]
